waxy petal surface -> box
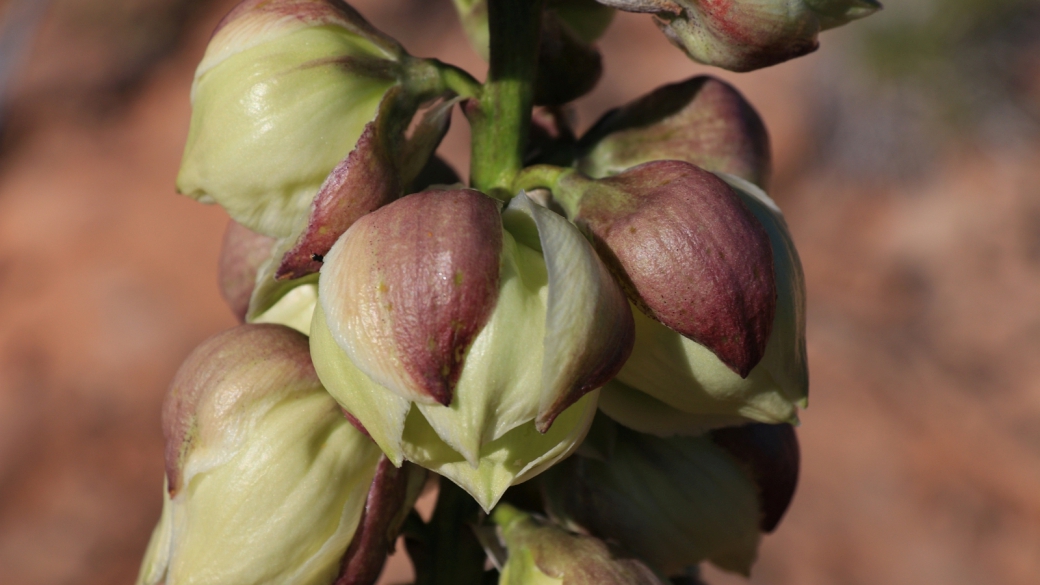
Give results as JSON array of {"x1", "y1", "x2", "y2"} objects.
[
  {"x1": 597, "y1": 379, "x2": 750, "y2": 436},
  {"x1": 162, "y1": 324, "x2": 319, "y2": 495},
  {"x1": 505, "y1": 193, "x2": 634, "y2": 431},
  {"x1": 311, "y1": 303, "x2": 412, "y2": 465},
  {"x1": 568, "y1": 160, "x2": 776, "y2": 377},
  {"x1": 179, "y1": 11, "x2": 400, "y2": 237},
  {"x1": 320, "y1": 189, "x2": 503, "y2": 406},
  {"x1": 616, "y1": 306, "x2": 798, "y2": 425},
  {"x1": 312, "y1": 297, "x2": 599, "y2": 512},
  {"x1": 543, "y1": 419, "x2": 761, "y2": 576},
  {"x1": 494, "y1": 505, "x2": 668, "y2": 585}
]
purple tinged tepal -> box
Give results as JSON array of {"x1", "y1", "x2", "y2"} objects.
[
  {"x1": 137, "y1": 325, "x2": 382, "y2": 585},
  {"x1": 553, "y1": 160, "x2": 777, "y2": 378},
  {"x1": 577, "y1": 75, "x2": 771, "y2": 188},
  {"x1": 596, "y1": 0, "x2": 882, "y2": 71},
  {"x1": 595, "y1": 174, "x2": 808, "y2": 434},
  {"x1": 310, "y1": 188, "x2": 634, "y2": 510}
]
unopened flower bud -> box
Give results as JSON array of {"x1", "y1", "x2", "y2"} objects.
[
  {"x1": 543, "y1": 416, "x2": 782, "y2": 576},
  {"x1": 590, "y1": 171, "x2": 807, "y2": 432},
  {"x1": 137, "y1": 324, "x2": 381, "y2": 585},
  {"x1": 597, "y1": 0, "x2": 881, "y2": 71},
  {"x1": 491, "y1": 504, "x2": 668, "y2": 585},
  {"x1": 553, "y1": 160, "x2": 776, "y2": 378},
  {"x1": 311, "y1": 188, "x2": 634, "y2": 510},
  {"x1": 577, "y1": 76, "x2": 771, "y2": 188},
  {"x1": 177, "y1": 0, "x2": 425, "y2": 237}
]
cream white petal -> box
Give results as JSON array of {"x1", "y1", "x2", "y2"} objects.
[
  {"x1": 310, "y1": 303, "x2": 411, "y2": 465},
  {"x1": 505, "y1": 192, "x2": 633, "y2": 430}
]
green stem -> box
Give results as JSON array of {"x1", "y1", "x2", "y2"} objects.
[
  {"x1": 468, "y1": 0, "x2": 545, "y2": 200},
  {"x1": 513, "y1": 164, "x2": 583, "y2": 217},
  {"x1": 435, "y1": 61, "x2": 484, "y2": 100}
]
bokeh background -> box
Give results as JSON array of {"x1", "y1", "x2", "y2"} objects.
[{"x1": 1, "y1": 0, "x2": 1039, "y2": 583}]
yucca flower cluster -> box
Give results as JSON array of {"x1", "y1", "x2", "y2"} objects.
[{"x1": 138, "y1": 1, "x2": 878, "y2": 583}]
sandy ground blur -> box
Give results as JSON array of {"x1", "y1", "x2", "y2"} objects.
[{"x1": 1, "y1": 1, "x2": 1038, "y2": 584}]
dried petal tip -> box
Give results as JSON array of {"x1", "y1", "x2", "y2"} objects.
[
  {"x1": 560, "y1": 160, "x2": 776, "y2": 377},
  {"x1": 320, "y1": 188, "x2": 503, "y2": 406}
]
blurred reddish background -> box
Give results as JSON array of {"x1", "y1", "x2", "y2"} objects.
[{"x1": 1, "y1": 1, "x2": 1039, "y2": 584}]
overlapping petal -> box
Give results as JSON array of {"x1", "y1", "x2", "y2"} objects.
[{"x1": 311, "y1": 188, "x2": 633, "y2": 510}]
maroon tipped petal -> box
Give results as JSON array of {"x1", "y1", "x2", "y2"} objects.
[
  {"x1": 572, "y1": 160, "x2": 776, "y2": 376},
  {"x1": 330, "y1": 188, "x2": 502, "y2": 405}
]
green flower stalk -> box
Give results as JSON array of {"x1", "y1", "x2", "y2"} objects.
[
  {"x1": 137, "y1": 325, "x2": 382, "y2": 585},
  {"x1": 310, "y1": 188, "x2": 634, "y2": 510},
  {"x1": 452, "y1": 0, "x2": 615, "y2": 106}
]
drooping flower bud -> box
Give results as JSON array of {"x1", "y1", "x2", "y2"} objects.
[
  {"x1": 490, "y1": 504, "x2": 668, "y2": 585},
  {"x1": 310, "y1": 188, "x2": 634, "y2": 510},
  {"x1": 597, "y1": 0, "x2": 881, "y2": 71},
  {"x1": 451, "y1": 0, "x2": 613, "y2": 105},
  {"x1": 542, "y1": 416, "x2": 797, "y2": 576},
  {"x1": 577, "y1": 76, "x2": 771, "y2": 188},
  {"x1": 177, "y1": 0, "x2": 443, "y2": 238},
  {"x1": 137, "y1": 324, "x2": 382, "y2": 585},
  {"x1": 552, "y1": 160, "x2": 776, "y2": 378},
  {"x1": 589, "y1": 171, "x2": 807, "y2": 433}
]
